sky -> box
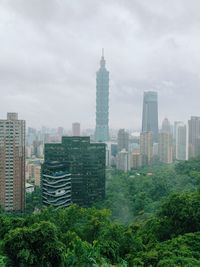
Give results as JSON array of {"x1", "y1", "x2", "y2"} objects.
[{"x1": 0, "y1": 0, "x2": 200, "y2": 130}]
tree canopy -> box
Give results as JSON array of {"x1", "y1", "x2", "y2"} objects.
[{"x1": 1, "y1": 157, "x2": 200, "y2": 266}]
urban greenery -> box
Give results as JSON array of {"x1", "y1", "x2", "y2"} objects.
[{"x1": 1, "y1": 157, "x2": 200, "y2": 266}]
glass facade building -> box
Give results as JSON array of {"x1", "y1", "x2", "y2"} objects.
[
  {"x1": 42, "y1": 136, "x2": 105, "y2": 207},
  {"x1": 142, "y1": 91, "x2": 158, "y2": 142},
  {"x1": 95, "y1": 52, "x2": 109, "y2": 142}
]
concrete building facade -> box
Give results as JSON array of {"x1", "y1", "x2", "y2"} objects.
[
  {"x1": 0, "y1": 113, "x2": 25, "y2": 212},
  {"x1": 116, "y1": 149, "x2": 129, "y2": 172},
  {"x1": 117, "y1": 129, "x2": 129, "y2": 152},
  {"x1": 175, "y1": 122, "x2": 187, "y2": 160},
  {"x1": 188, "y1": 116, "x2": 200, "y2": 159},
  {"x1": 158, "y1": 132, "x2": 173, "y2": 164},
  {"x1": 140, "y1": 132, "x2": 153, "y2": 165}
]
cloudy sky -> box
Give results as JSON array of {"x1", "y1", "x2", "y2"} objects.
[{"x1": 0, "y1": 0, "x2": 200, "y2": 130}]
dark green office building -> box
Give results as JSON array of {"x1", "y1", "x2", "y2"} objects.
[{"x1": 42, "y1": 136, "x2": 106, "y2": 207}]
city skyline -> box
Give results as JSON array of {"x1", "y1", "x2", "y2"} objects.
[{"x1": 0, "y1": 1, "x2": 200, "y2": 129}]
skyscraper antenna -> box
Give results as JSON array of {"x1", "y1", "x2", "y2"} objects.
[{"x1": 102, "y1": 48, "x2": 104, "y2": 57}]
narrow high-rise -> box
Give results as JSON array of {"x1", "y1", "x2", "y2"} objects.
[
  {"x1": 117, "y1": 129, "x2": 129, "y2": 152},
  {"x1": 95, "y1": 50, "x2": 109, "y2": 142},
  {"x1": 0, "y1": 113, "x2": 25, "y2": 211},
  {"x1": 116, "y1": 149, "x2": 129, "y2": 172},
  {"x1": 140, "y1": 132, "x2": 153, "y2": 165},
  {"x1": 158, "y1": 132, "x2": 173, "y2": 164},
  {"x1": 175, "y1": 122, "x2": 187, "y2": 161},
  {"x1": 142, "y1": 91, "x2": 158, "y2": 142},
  {"x1": 188, "y1": 116, "x2": 200, "y2": 159},
  {"x1": 161, "y1": 118, "x2": 171, "y2": 134}
]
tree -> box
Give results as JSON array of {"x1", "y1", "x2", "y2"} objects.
[
  {"x1": 157, "y1": 192, "x2": 200, "y2": 240},
  {"x1": 3, "y1": 221, "x2": 65, "y2": 267},
  {"x1": 131, "y1": 232, "x2": 200, "y2": 266}
]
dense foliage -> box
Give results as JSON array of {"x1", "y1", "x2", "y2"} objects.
[
  {"x1": 1, "y1": 157, "x2": 200, "y2": 266},
  {"x1": 100, "y1": 161, "x2": 200, "y2": 224}
]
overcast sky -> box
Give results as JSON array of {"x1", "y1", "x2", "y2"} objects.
[{"x1": 0, "y1": 0, "x2": 200, "y2": 130}]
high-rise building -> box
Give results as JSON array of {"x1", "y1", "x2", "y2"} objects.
[
  {"x1": 175, "y1": 122, "x2": 187, "y2": 160},
  {"x1": 0, "y1": 113, "x2": 25, "y2": 211},
  {"x1": 142, "y1": 91, "x2": 158, "y2": 142},
  {"x1": 116, "y1": 149, "x2": 129, "y2": 172},
  {"x1": 129, "y1": 153, "x2": 142, "y2": 170},
  {"x1": 172, "y1": 121, "x2": 182, "y2": 160},
  {"x1": 42, "y1": 136, "x2": 105, "y2": 207},
  {"x1": 173, "y1": 121, "x2": 182, "y2": 140},
  {"x1": 95, "y1": 50, "x2": 109, "y2": 142},
  {"x1": 161, "y1": 118, "x2": 171, "y2": 134},
  {"x1": 188, "y1": 116, "x2": 200, "y2": 159},
  {"x1": 140, "y1": 132, "x2": 153, "y2": 165},
  {"x1": 158, "y1": 132, "x2": 173, "y2": 164},
  {"x1": 72, "y1": 122, "x2": 80, "y2": 136},
  {"x1": 153, "y1": 143, "x2": 159, "y2": 157},
  {"x1": 117, "y1": 129, "x2": 129, "y2": 152}
]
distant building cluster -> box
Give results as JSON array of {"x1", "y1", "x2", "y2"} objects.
[
  {"x1": 0, "y1": 53, "x2": 200, "y2": 212},
  {"x1": 107, "y1": 91, "x2": 190, "y2": 172}
]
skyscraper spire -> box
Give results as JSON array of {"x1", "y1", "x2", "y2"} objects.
[{"x1": 100, "y1": 48, "x2": 106, "y2": 68}]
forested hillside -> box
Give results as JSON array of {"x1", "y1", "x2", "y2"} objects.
[
  {"x1": 1, "y1": 158, "x2": 200, "y2": 266},
  {"x1": 99, "y1": 159, "x2": 200, "y2": 224}
]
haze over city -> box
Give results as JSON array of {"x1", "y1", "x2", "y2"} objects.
[
  {"x1": 0, "y1": 0, "x2": 200, "y2": 129},
  {"x1": 2, "y1": 2, "x2": 200, "y2": 266}
]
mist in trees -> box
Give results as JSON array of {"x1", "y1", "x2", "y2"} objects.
[{"x1": 1, "y1": 158, "x2": 200, "y2": 266}]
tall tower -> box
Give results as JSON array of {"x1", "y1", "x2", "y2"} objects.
[
  {"x1": 142, "y1": 91, "x2": 158, "y2": 142},
  {"x1": 161, "y1": 118, "x2": 171, "y2": 134},
  {"x1": 95, "y1": 49, "x2": 109, "y2": 142},
  {"x1": 188, "y1": 116, "x2": 200, "y2": 159},
  {"x1": 158, "y1": 132, "x2": 173, "y2": 164},
  {"x1": 140, "y1": 132, "x2": 153, "y2": 165},
  {"x1": 175, "y1": 122, "x2": 187, "y2": 160},
  {"x1": 0, "y1": 113, "x2": 25, "y2": 211},
  {"x1": 117, "y1": 129, "x2": 129, "y2": 152}
]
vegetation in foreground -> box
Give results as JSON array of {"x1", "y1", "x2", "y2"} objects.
[{"x1": 1, "y1": 157, "x2": 200, "y2": 266}]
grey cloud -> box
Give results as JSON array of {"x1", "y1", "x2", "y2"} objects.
[{"x1": 0, "y1": 0, "x2": 200, "y2": 129}]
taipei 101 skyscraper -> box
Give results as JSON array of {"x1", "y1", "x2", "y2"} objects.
[{"x1": 95, "y1": 50, "x2": 109, "y2": 142}]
